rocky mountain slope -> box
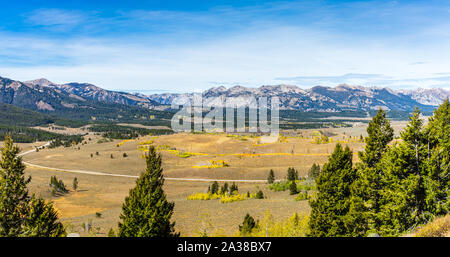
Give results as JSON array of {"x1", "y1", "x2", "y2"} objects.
[
  {"x1": 398, "y1": 88, "x2": 450, "y2": 106},
  {"x1": 24, "y1": 78, "x2": 159, "y2": 108},
  {"x1": 0, "y1": 76, "x2": 172, "y2": 124},
  {"x1": 147, "y1": 84, "x2": 448, "y2": 112}
]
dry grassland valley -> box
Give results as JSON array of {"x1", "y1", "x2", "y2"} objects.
[{"x1": 0, "y1": 86, "x2": 448, "y2": 238}]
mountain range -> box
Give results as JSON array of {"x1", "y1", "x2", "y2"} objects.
[
  {"x1": 23, "y1": 78, "x2": 160, "y2": 109},
  {"x1": 1, "y1": 76, "x2": 449, "y2": 116},
  {"x1": 147, "y1": 84, "x2": 450, "y2": 112},
  {"x1": 0, "y1": 76, "x2": 171, "y2": 125}
]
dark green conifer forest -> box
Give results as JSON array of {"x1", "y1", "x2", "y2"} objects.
[{"x1": 309, "y1": 100, "x2": 449, "y2": 236}]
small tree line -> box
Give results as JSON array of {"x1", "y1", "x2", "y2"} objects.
[{"x1": 268, "y1": 166, "x2": 318, "y2": 198}]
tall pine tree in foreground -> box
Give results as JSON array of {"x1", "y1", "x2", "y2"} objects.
[
  {"x1": 347, "y1": 109, "x2": 394, "y2": 236},
  {"x1": 307, "y1": 103, "x2": 448, "y2": 237},
  {"x1": 424, "y1": 99, "x2": 449, "y2": 216},
  {"x1": 118, "y1": 146, "x2": 178, "y2": 237},
  {"x1": 0, "y1": 135, "x2": 65, "y2": 237},
  {"x1": 21, "y1": 195, "x2": 66, "y2": 237},
  {"x1": 377, "y1": 108, "x2": 429, "y2": 235},
  {"x1": 308, "y1": 144, "x2": 355, "y2": 237},
  {"x1": 0, "y1": 135, "x2": 30, "y2": 236}
]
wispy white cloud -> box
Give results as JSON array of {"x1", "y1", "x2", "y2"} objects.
[
  {"x1": 275, "y1": 73, "x2": 450, "y2": 90},
  {"x1": 1, "y1": 2, "x2": 450, "y2": 92},
  {"x1": 1, "y1": 24, "x2": 450, "y2": 92},
  {"x1": 24, "y1": 9, "x2": 89, "y2": 31}
]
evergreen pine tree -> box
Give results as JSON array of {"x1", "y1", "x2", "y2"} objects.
[
  {"x1": 58, "y1": 179, "x2": 68, "y2": 194},
  {"x1": 73, "y1": 177, "x2": 78, "y2": 192},
  {"x1": 210, "y1": 181, "x2": 219, "y2": 194},
  {"x1": 287, "y1": 167, "x2": 298, "y2": 181},
  {"x1": 255, "y1": 190, "x2": 264, "y2": 199},
  {"x1": 239, "y1": 214, "x2": 257, "y2": 236},
  {"x1": 347, "y1": 109, "x2": 394, "y2": 236},
  {"x1": 0, "y1": 135, "x2": 30, "y2": 236},
  {"x1": 289, "y1": 181, "x2": 298, "y2": 195},
  {"x1": 377, "y1": 108, "x2": 429, "y2": 235},
  {"x1": 359, "y1": 108, "x2": 394, "y2": 167},
  {"x1": 308, "y1": 164, "x2": 320, "y2": 180},
  {"x1": 108, "y1": 228, "x2": 116, "y2": 237},
  {"x1": 0, "y1": 135, "x2": 65, "y2": 237},
  {"x1": 308, "y1": 144, "x2": 355, "y2": 237},
  {"x1": 230, "y1": 183, "x2": 238, "y2": 194},
  {"x1": 399, "y1": 108, "x2": 428, "y2": 223},
  {"x1": 267, "y1": 169, "x2": 275, "y2": 184},
  {"x1": 221, "y1": 183, "x2": 229, "y2": 195},
  {"x1": 21, "y1": 195, "x2": 66, "y2": 237},
  {"x1": 423, "y1": 99, "x2": 449, "y2": 216},
  {"x1": 50, "y1": 176, "x2": 57, "y2": 188},
  {"x1": 118, "y1": 146, "x2": 178, "y2": 237}
]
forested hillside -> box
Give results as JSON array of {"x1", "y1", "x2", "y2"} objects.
[
  {"x1": 0, "y1": 125, "x2": 84, "y2": 143},
  {"x1": 0, "y1": 103, "x2": 54, "y2": 127}
]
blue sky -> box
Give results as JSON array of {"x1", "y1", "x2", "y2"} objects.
[{"x1": 1, "y1": 0, "x2": 450, "y2": 93}]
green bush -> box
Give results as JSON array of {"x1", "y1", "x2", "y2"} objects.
[
  {"x1": 255, "y1": 190, "x2": 264, "y2": 199},
  {"x1": 289, "y1": 181, "x2": 298, "y2": 195}
]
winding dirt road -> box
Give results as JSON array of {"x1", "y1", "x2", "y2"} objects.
[{"x1": 20, "y1": 142, "x2": 272, "y2": 183}]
